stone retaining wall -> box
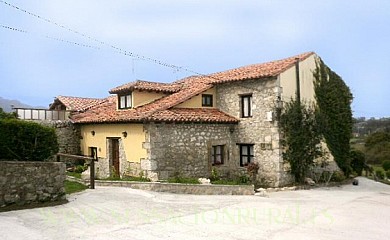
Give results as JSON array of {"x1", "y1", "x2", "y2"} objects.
[
  {"x1": 0, "y1": 161, "x2": 66, "y2": 208},
  {"x1": 95, "y1": 181, "x2": 254, "y2": 195}
]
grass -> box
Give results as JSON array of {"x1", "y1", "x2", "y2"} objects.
[
  {"x1": 121, "y1": 176, "x2": 151, "y2": 182},
  {"x1": 65, "y1": 180, "x2": 88, "y2": 194},
  {"x1": 211, "y1": 179, "x2": 251, "y2": 185},
  {"x1": 167, "y1": 176, "x2": 200, "y2": 184},
  {"x1": 66, "y1": 171, "x2": 82, "y2": 179},
  {"x1": 99, "y1": 176, "x2": 151, "y2": 182},
  {"x1": 371, "y1": 164, "x2": 383, "y2": 172}
]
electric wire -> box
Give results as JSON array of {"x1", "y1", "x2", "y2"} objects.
[
  {"x1": 0, "y1": 0, "x2": 213, "y2": 79},
  {"x1": 0, "y1": 24, "x2": 100, "y2": 50}
]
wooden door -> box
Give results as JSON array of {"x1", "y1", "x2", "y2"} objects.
[{"x1": 111, "y1": 139, "x2": 120, "y2": 176}]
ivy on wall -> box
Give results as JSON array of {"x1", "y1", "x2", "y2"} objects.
[
  {"x1": 313, "y1": 59, "x2": 353, "y2": 175},
  {"x1": 279, "y1": 100, "x2": 323, "y2": 183}
]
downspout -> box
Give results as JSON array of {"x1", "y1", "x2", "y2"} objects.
[{"x1": 295, "y1": 57, "x2": 301, "y2": 103}]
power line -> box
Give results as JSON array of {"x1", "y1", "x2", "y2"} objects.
[
  {"x1": 0, "y1": 24, "x2": 100, "y2": 50},
  {"x1": 0, "y1": 0, "x2": 211, "y2": 78}
]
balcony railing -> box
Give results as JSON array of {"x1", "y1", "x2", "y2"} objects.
[{"x1": 14, "y1": 108, "x2": 71, "y2": 121}]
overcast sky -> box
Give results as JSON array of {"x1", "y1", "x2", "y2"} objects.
[{"x1": 1, "y1": 0, "x2": 389, "y2": 118}]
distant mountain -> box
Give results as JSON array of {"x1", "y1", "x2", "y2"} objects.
[{"x1": 0, "y1": 97, "x2": 43, "y2": 112}]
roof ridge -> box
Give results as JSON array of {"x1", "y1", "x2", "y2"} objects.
[
  {"x1": 207, "y1": 51, "x2": 315, "y2": 83},
  {"x1": 109, "y1": 79, "x2": 182, "y2": 94},
  {"x1": 58, "y1": 95, "x2": 104, "y2": 100}
]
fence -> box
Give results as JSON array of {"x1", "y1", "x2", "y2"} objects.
[
  {"x1": 14, "y1": 108, "x2": 71, "y2": 121},
  {"x1": 57, "y1": 152, "x2": 97, "y2": 189}
]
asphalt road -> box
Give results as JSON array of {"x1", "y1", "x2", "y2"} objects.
[{"x1": 1, "y1": 177, "x2": 389, "y2": 240}]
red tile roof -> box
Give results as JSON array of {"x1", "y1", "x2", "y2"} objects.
[
  {"x1": 147, "y1": 108, "x2": 239, "y2": 123},
  {"x1": 208, "y1": 51, "x2": 314, "y2": 83},
  {"x1": 72, "y1": 52, "x2": 314, "y2": 124},
  {"x1": 50, "y1": 96, "x2": 105, "y2": 112},
  {"x1": 109, "y1": 80, "x2": 181, "y2": 94},
  {"x1": 72, "y1": 96, "x2": 238, "y2": 123}
]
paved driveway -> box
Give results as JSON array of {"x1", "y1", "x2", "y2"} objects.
[{"x1": 1, "y1": 177, "x2": 389, "y2": 240}]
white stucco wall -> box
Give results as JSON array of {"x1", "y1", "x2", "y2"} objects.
[{"x1": 279, "y1": 54, "x2": 318, "y2": 104}]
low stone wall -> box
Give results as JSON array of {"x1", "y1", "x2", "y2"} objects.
[
  {"x1": 95, "y1": 181, "x2": 254, "y2": 195},
  {"x1": 0, "y1": 161, "x2": 66, "y2": 208}
]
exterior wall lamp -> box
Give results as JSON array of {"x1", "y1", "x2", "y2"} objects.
[
  {"x1": 122, "y1": 131, "x2": 127, "y2": 138},
  {"x1": 91, "y1": 130, "x2": 95, "y2": 136}
]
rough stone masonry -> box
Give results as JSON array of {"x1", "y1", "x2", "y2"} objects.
[{"x1": 0, "y1": 161, "x2": 66, "y2": 208}]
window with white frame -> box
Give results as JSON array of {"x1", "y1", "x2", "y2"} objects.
[
  {"x1": 239, "y1": 144, "x2": 254, "y2": 167},
  {"x1": 211, "y1": 145, "x2": 224, "y2": 165},
  {"x1": 202, "y1": 94, "x2": 213, "y2": 107},
  {"x1": 118, "y1": 94, "x2": 132, "y2": 109},
  {"x1": 241, "y1": 94, "x2": 252, "y2": 118}
]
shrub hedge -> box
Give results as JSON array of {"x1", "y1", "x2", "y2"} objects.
[
  {"x1": 375, "y1": 169, "x2": 385, "y2": 180},
  {"x1": 0, "y1": 119, "x2": 58, "y2": 161},
  {"x1": 382, "y1": 160, "x2": 390, "y2": 171},
  {"x1": 350, "y1": 150, "x2": 366, "y2": 176}
]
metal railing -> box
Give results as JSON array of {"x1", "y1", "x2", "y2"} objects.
[{"x1": 14, "y1": 108, "x2": 71, "y2": 121}]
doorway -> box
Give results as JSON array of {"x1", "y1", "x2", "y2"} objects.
[{"x1": 109, "y1": 138, "x2": 120, "y2": 176}]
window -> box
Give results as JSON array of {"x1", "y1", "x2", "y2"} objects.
[
  {"x1": 118, "y1": 94, "x2": 132, "y2": 109},
  {"x1": 241, "y1": 95, "x2": 252, "y2": 118},
  {"x1": 202, "y1": 94, "x2": 213, "y2": 107},
  {"x1": 239, "y1": 144, "x2": 254, "y2": 167},
  {"x1": 211, "y1": 145, "x2": 224, "y2": 165}
]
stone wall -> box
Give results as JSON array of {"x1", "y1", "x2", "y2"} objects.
[
  {"x1": 38, "y1": 120, "x2": 81, "y2": 163},
  {"x1": 143, "y1": 123, "x2": 238, "y2": 181},
  {"x1": 141, "y1": 78, "x2": 294, "y2": 186},
  {"x1": 216, "y1": 78, "x2": 291, "y2": 187},
  {"x1": 0, "y1": 161, "x2": 66, "y2": 207},
  {"x1": 95, "y1": 181, "x2": 254, "y2": 195}
]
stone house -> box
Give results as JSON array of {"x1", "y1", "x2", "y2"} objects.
[{"x1": 63, "y1": 52, "x2": 337, "y2": 187}]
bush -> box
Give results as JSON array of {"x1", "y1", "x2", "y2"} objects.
[
  {"x1": 386, "y1": 170, "x2": 390, "y2": 179},
  {"x1": 382, "y1": 160, "x2": 390, "y2": 171},
  {"x1": 350, "y1": 150, "x2": 366, "y2": 176},
  {"x1": 209, "y1": 167, "x2": 220, "y2": 181},
  {"x1": 122, "y1": 176, "x2": 151, "y2": 182},
  {"x1": 211, "y1": 179, "x2": 250, "y2": 185},
  {"x1": 375, "y1": 169, "x2": 385, "y2": 180},
  {"x1": 330, "y1": 171, "x2": 346, "y2": 182},
  {"x1": 74, "y1": 165, "x2": 87, "y2": 173},
  {"x1": 210, "y1": 174, "x2": 251, "y2": 185},
  {"x1": 0, "y1": 107, "x2": 17, "y2": 120},
  {"x1": 238, "y1": 174, "x2": 250, "y2": 184},
  {"x1": 365, "y1": 132, "x2": 390, "y2": 149},
  {"x1": 0, "y1": 119, "x2": 58, "y2": 161}
]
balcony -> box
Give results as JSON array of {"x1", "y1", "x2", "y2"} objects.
[{"x1": 14, "y1": 108, "x2": 71, "y2": 121}]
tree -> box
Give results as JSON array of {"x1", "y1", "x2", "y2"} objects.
[
  {"x1": 314, "y1": 59, "x2": 353, "y2": 176},
  {"x1": 279, "y1": 100, "x2": 323, "y2": 183},
  {"x1": 365, "y1": 131, "x2": 390, "y2": 164},
  {"x1": 0, "y1": 107, "x2": 17, "y2": 120},
  {"x1": 365, "y1": 131, "x2": 390, "y2": 149},
  {"x1": 350, "y1": 150, "x2": 365, "y2": 176}
]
